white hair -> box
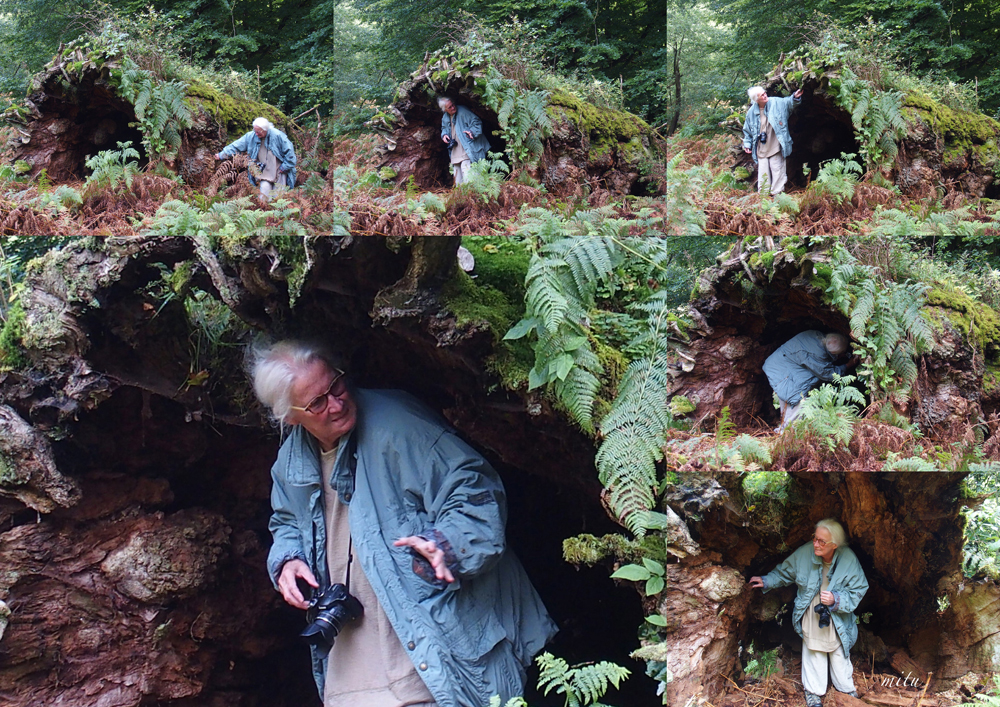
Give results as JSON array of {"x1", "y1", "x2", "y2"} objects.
[
  {"x1": 748, "y1": 86, "x2": 766, "y2": 103},
  {"x1": 248, "y1": 340, "x2": 342, "y2": 426},
  {"x1": 252, "y1": 117, "x2": 273, "y2": 132},
  {"x1": 437, "y1": 96, "x2": 454, "y2": 110},
  {"x1": 824, "y1": 333, "x2": 849, "y2": 356},
  {"x1": 816, "y1": 518, "x2": 847, "y2": 547}
]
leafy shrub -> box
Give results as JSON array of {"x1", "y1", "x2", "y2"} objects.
[
  {"x1": 744, "y1": 641, "x2": 779, "y2": 680},
  {"x1": 481, "y1": 65, "x2": 553, "y2": 166},
  {"x1": 83, "y1": 141, "x2": 141, "y2": 197},
  {"x1": 457, "y1": 152, "x2": 511, "y2": 204},
  {"x1": 809, "y1": 153, "x2": 863, "y2": 205},
  {"x1": 665, "y1": 152, "x2": 707, "y2": 235},
  {"x1": 793, "y1": 375, "x2": 866, "y2": 452},
  {"x1": 114, "y1": 56, "x2": 192, "y2": 159},
  {"x1": 536, "y1": 652, "x2": 630, "y2": 707}
]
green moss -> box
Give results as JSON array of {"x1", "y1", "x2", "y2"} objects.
[
  {"x1": 904, "y1": 91, "x2": 1000, "y2": 159},
  {"x1": 0, "y1": 303, "x2": 28, "y2": 369},
  {"x1": 547, "y1": 89, "x2": 650, "y2": 149},
  {"x1": 669, "y1": 395, "x2": 696, "y2": 416},
  {"x1": 562, "y1": 533, "x2": 643, "y2": 565},
  {"x1": 810, "y1": 262, "x2": 834, "y2": 293},
  {"x1": 440, "y1": 266, "x2": 534, "y2": 390},
  {"x1": 0, "y1": 453, "x2": 22, "y2": 486},
  {"x1": 927, "y1": 287, "x2": 1000, "y2": 360},
  {"x1": 984, "y1": 362, "x2": 1000, "y2": 397},
  {"x1": 592, "y1": 338, "x2": 627, "y2": 422},
  {"x1": 186, "y1": 79, "x2": 287, "y2": 136}
]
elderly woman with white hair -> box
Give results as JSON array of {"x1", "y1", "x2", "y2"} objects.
[
  {"x1": 248, "y1": 340, "x2": 556, "y2": 706},
  {"x1": 742, "y1": 86, "x2": 804, "y2": 195},
  {"x1": 437, "y1": 96, "x2": 491, "y2": 186},
  {"x1": 763, "y1": 330, "x2": 860, "y2": 433},
  {"x1": 216, "y1": 117, "x2": 297, "y2": 199},
  {"x1": 750, "y1": 519, "x2": 869, "y2": 707}
]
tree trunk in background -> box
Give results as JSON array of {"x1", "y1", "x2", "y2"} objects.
[{"x1": 667, "y1": 41, "x2": 682, "y2": 137}]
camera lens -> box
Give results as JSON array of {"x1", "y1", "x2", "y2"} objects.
[{"x1": 301, "y1": 584, "x2": 364, "y2": 647}]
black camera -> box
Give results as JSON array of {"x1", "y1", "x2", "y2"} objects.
[
  {"x1": 814, "y1": 603, "x2": 832, "y2": 629},
  {"x1": 300, "y1": 583, "x2": 364, "y2": 647},
  {"x1": 759, "y1": 130, "x2": 767, "y2": 145}
]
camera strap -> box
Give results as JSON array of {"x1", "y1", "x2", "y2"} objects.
[
  {"x1": 343, "y1": 432, "x2": 358, "y2": 593},
  {"x1": 345, "y1": 537, "x2": 354, "y2": 592}
]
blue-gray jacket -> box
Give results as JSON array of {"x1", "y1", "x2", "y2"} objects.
[
  {"x1": 763, "y1": 331, "x2": 848, "y2": 406},
  {"x1": 267, "y1": 389, "x2": 557, "y2": 705},
  {"x1": 761, "y1": 542, "x2": 869, "y2": 654},
  {"x1": 742, "y1": 94, "x2": 801, "y2": 163},
  {"x1": 220, "y1": 126, "x2": 297, "y2": 188},
  {"x1": 441, "y1": 105, "x2": 491, "y2": 164}
]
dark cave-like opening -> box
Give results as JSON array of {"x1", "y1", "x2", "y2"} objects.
[
  {"x1": 55, "y1": 377, "x2": 655, "y2": 705},
  {"x1": 37, "y1": 77, "x2": 148, "y2": 180},
  {"x1": 784, "y1": 95, "x2": 862, "y2": 191}
]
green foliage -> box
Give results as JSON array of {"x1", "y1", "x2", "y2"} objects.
[
  {"x1": 114, "y1": 57, "x2": 192, "y2": 158},
  {"x1": 884, "y1": 456, "x2": 942, "y2": 471},
  {"x1": 610, "y1": 557, "x2": 666, "y2": 596},
  {"x1": 456, "y1": 152, "x2": 511, "y2": 204},
  {"x1": 0, "y1": 302, "x2": 27, "y2": 369},
  {"x1": 665, "y1": 153, "x2": 707, "y2": 236},
  {"x1": 481, "y1": 65, "x2": 552, "y2": 166},
  {"x1": 827, "y1": 244, "x2": 934, "y2": 407},
  {"x1": 744, "y1": 641, "x2": 779, "y2": 681},
  {"x1": 536, "y1": 652, "x2": 630, "y2": 707},
  {"x1": 596, "y1": 293, "x2": 681, "y2": 535},
  {"x1": 809, "y1": 152, "x2": 863, "y2": 205},
  {"x1": 835, "y1": 68, "x2": 907, "y2": 172},
  {"x1": 30, "y1": 185, "x2": 83, "y2": 214},
  {"x1": 793, "y1": 375, "x2": 866, "y2": 452},
  {"x1": 403, "y1": 192, "x2": 447, "y2": 223},
  {"x1": 83, "y1": 141, "x2": 140, "y2": 197},
  {"x1": 963, "y1": 497, "x2": 1000, "y2": 580}
]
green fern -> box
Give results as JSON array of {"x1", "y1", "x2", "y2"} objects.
[
  {"x1": 114, "y1": 57, "x2": 192, "y2": 159},
  {"x1": 793, "y1": 375, "x2": 866, "y2": 452},
  {"x1": 828, "y1": 244, "x2": 933, "y2": 407},
  {"x1": 480, "y1": 66, "x2": 552, "y2": 166},
  {"x1": 836, "y1": 68, "x2": 906, "y2": 171},
  {"x1": 30, "y1": 184, "x2": 83, "y2": 214},
  {"x1": 810, "y1": 152, "x2": 863, "y2": 205},
  {"x1": 458, "y1": 152, "x2": 511, "y2": 203},
  {"x1": 83, "y1": 141, "x2": 141, "y2": 197},
  {"x1": 884, "y1": 456, "x2": 941, "y2": 471},
  {"x1": 536, "y1": 652, "x2": 630, "y2": 707}
]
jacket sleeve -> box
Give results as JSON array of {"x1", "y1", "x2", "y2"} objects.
[
  {"x1": 832, "y1": 557, "x2": 868, "y2": 614},
  {"x1": 420, "y1": 431, "x2": 507, "y2": 579},
  {"x1": 266, "y1": 464, "x2": 308, "y2": 589},
  {"x1": 274, "y1": 131, "x2": 297, "y2": 172},
  {"x1": 742, "y1": 110, "x2": 754, "y2": 150},
  {"x1": 761, "y1": 547, "x2": 802, "y2": 592},
  {"x1": 441, "y1": 114, "x2": 451, "y2": 141},
  {"x1": 463, "y1": 108, "x2": 483, "y2": 139},
  {"x1": 220, "y1": 131, "x2": 253, "y2": 158}
]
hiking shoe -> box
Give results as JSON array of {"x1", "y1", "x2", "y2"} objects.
[
  {"x1": 805, "y1": 692, "x2": 823, "y2": 707},
  {"x1": 843, "y1": 691, "x2": 859, "y2": 698}
]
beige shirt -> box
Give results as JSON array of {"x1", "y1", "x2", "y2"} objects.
[
  {"x1": 450, "y1": 121, "x2": 468, "y2": 164},
  {"x1": 321, "y1": 447, "x2": 436, "y2": 707},
  {"x1": 802, "y1": 560, "x2": 841, "y2": 652},
  {"x1": 758, "y1": 110, "x2": 781, "y2": 159},
  {"x1": 257, "y1": 141, "x2": 281, "y2": 183}
]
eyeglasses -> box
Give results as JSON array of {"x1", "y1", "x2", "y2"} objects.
[
  {"x1": 812, "y1": 536, "x2": 834, "y2": 548},
  {"x1": 290, "y1": 369, "x2": 347, "y2": 415}
]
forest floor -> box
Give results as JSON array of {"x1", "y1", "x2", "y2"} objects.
[
  {"x1": 0, "y1": 128, "x2": 667, "y2": 236},
  {"x1": 667, "y1": 132, "x2": 1000, "y2": 237}
]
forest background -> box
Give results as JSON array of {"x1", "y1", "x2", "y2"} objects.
[
  {"x1": 0, "y1": 0, "x2": 667, "y2": 136},
  {"x1": 666, "y1": 0, "x2": 1000, "y2": 137}
]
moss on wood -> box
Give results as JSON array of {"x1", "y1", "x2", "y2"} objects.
[{"x1": 186, "y1": 79, "x2": 287, "y2": 136}]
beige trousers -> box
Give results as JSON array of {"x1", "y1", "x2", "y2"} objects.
[
  {"x1": 758, "y1": 153, "x2": 788, "y2": 195},
  {"x1": 453, "y1": 159, "x2": 472, "y2": 185},
  {"x1": 801, "y1": 641, "x2": 855, "y2": 696},
  {"x1": 777, "y1": 398, "x2": 803, "y2": 434}
]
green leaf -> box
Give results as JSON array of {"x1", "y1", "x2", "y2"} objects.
[
  {"x1": 642, "y1": 558, "x2": 665, "y2": 576},
  {"x1": 610, "y1": 564, "x2": 652, "y2": 581},
  {"x1": 645, "y1": 614, "x2": 668, "y2": 627},
  {"x1": 528, "y1": 365, "x2": 549, "y2": 391},
  {"x1": 504, "y1": 317, "x2": 538, "y2": 340},
  {"x1": 645, "y1": 575, "x2": 665, "y2": 595},
  {"x1": 553, "y1": 352, "x2": 575, "y2": 381}
]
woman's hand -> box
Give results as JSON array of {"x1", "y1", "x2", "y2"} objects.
[
  {"x1": 744, "y1": 147, "x2": 751, "y2": 154},
  {"x1": 442, "y1": 134, "x2": 451, "y2": 144},
  {"x1": 748, "y1": 576, "x2": 764, "y2": 589},
  {"x1": 820, "y1": 590, "x2": 835, "y2": 606},
  {"x1": 394, "y1": 535, "x2": 455, "y2": 583},
  {"x1": 794, "y1": 88, "x2": 804, "y2": 99},
  {"x1": 277, "y1": 559, "x2": 318, "y2": 610}
]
